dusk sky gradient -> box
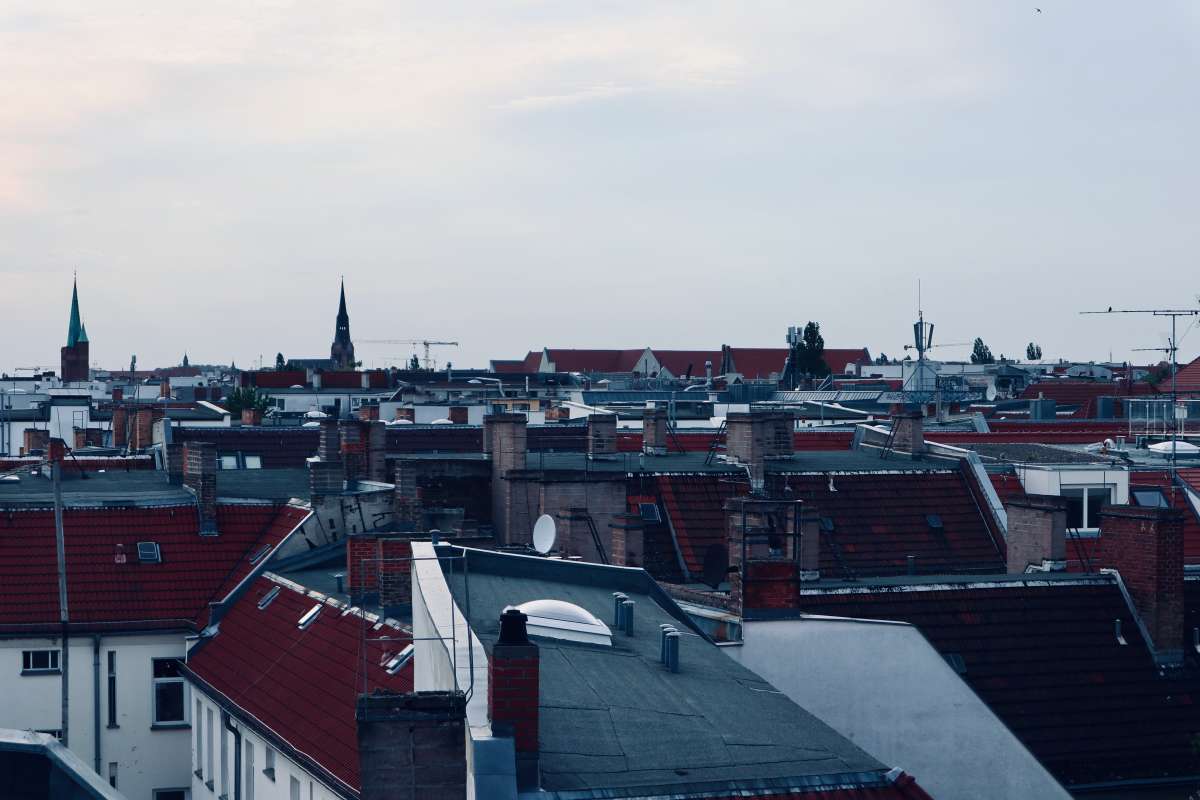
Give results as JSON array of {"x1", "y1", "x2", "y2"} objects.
[{"x1": 2, "y1": 1, "x2": 1198, "y2": 373}]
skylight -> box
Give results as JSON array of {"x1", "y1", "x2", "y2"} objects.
[
  {"x1": 297, "y1": 604, "x2": 322, "y2": 630},
  {"x1": 507, "y1": 600, "x2": 612, "y2": 646},
  {"x1": 384, "y1": 645, "x2": 414, "y2": 675},
  {"x1": 136, "y1": 541, "x2": 161, "y2": 564},
  {"x1": 257, "y1": 586, "x2": 281, "y2": 610},
  {"x1": 1132, "y1": 489, "x2": 1170, "y2": 509},
  {"x1": 638, "y1": 502, "x2": 661, "y2": 523}
]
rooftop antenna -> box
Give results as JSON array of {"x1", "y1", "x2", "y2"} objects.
[
  {"x1": 532, "y1": 514, "x2": 557, "y2": 555},
  {"x1": 1080, "y1": 306, "x2": 1200, "y2": 480}
]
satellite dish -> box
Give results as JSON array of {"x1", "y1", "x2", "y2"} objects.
[
  {"x1": 701, "y1": 543, "x2": 729, "y2": 590},
  {"x1": 532, "y1": 514, "x2": 557, "y2": 555}
]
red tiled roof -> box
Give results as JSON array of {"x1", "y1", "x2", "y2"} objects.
[
  {"x1": 988, "y1": 473, "x2": 1027, "y2": 504},
  {"x1": 615, "y1": 430, "x2": 854, "y2": 454},
  {"x1": 656, "y1": 475, "x2": 739, "y2": 577},
  {"x1": 544, "y1": 349, "x2": 646, "y2": 373},
  {"x1": 1178, "y1": 469, "x2": 1200, "y2": 494},
  {"x1": 650, "y1": 350, "x2": 722, "y2": 378},
  {"x1": 776, "y1": 469, "x2": 1005, "y2": 579},
  {"x1": 243, "y1": 370, "x2": 309, "y2": 389},
  {"x1": 1173, "y1": 356, "x2": 1200, "y2": 394},
  {"x1": 320, "y1": 371, "x2": 388, "y2": 389},
  {"x1": 821, "y1": 348, "x2": 873, "y2": 374},
  {"x1": 0, "y1": 503, "x2": 308, "y2": 632},
  {"x1": 1018, "y1": 380, "x2": 1158, "y2": 413},
  {"x1": 726, "y1": 348, "x2": 789, "y2": 379},
  {"x1": 185, "y1": 575, "x2": 412, "y2": 794},
  {"x1": 796, "y1": 579, "x2": 1200, "y2": 789},
  {"x1": 490, "y1": 359, "x2": 527, "y2": 374}
]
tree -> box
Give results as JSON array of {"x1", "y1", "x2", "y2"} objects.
[
  {"x1": 970, "y1": 338, "x2": 995, "y2": 365},
  {"x1": 1025, "y1": 342, "x2": 1042, "y2": 361},
  {"x1": 794, "y1": 321, "x2": 830, "y2": 377},
  {"x1": 275, "y1": 352, "x2": 286, "y2": 370},
  {"x1": 408, "y1": 354, "x2": 421, "y2": 371},
  {"x1": 222, "y1": 387, "x2": 270, "y2": 415},
  {"x1": 875, "y1": 353, "x2": 890, "y2": 365}
]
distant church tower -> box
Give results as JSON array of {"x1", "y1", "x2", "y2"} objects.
[
  {"x1": 330, "y1": 279, "x2": 356, "y2": 369},
  {"x1": 60, "y1": 278, "x2": 90, "y2": 383}
]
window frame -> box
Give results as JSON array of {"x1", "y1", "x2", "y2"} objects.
[
  {"x1": 1062, "y1": 485, "x2": 1113, "y2": 532},
  {"x1": 106, "y1": 650, "x2": 118, "y2": 728},
  {"x1": 150, "y1": 658, "x2": 188, "y2": 729},
  {"x1": 153, "y1": 789, "x2": 188, "y2": 800},
  {"x1": 21, "y1": 649, "x2": 61, "y2": 675}
]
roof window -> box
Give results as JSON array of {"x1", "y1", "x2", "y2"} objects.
[
  {"x1": 136, "y1": 541, "x2": 161, "y2": 564},
  {"x1": 638, "y1": 502, "x2": 661, "y2": 523},
  {"x1": 297, "y1": 604, "x2": 322, "y2": 630},
  {"x1": 925, "y1": 514, "x2": 944, "y2": 530},
  {"x1": 384, "y1": 645, "x2": 414, "y2": 675},
  {"x1": 507, "y1": 599, "x2": 612, "y2": 646},
  {"x1": 257, "y1": 586, "x2": 281, "y2": 610},
  {"x1": 1132, "y1": 489, "x2": 1170, "y2": 508}
]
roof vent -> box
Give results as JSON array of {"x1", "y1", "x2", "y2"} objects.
[
  {"x1": 257, "y1": 586, "x2": 281, "y2": 609},
  {"x1": 136, "y1": 542, "x2": 161, "y2": 564},
  {"x1": 298, "y1": 604, "x2": 322, "y2": 630},
  {"x1": 507, "y1": 600, "x2": 612, "y2": 646}
]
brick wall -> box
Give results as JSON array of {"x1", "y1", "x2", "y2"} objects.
[
  {"x1": 486, "y1": 415, "x2": 528, "y2": 545},
  {"x1": 356, "y1": 691, "x2": 467, "y2": 800},
  {"x1": 608, "y1": 513, "x2": 644, "y2": 567},
  {"x1": 348, "y1": 533, "x2": 379, "y2": 596},
  {"x1": 890, "y1": 411, "x2": 926, "y2": 457},
  {"x1": 22, "y1": 428, "x2": 49, "y2": 455},
  {"x1": 112, "y1": 406, "x2": 128, "y2": 448},
  {"x1": 587, "y1": 414, "x2": 617, "y2": 457},
  {"x1": 1005, "y1": 496, "x2": 1066, "y2": 573},
  {"x1": 1099, "y1": 506, "x2": 1185, "y2": 663},
  {"x1": 378, "y1": 537, "x2": 412, "y2": 607},
  {"x1": 394, "y1": 461, "x2": 421, "y2": 525}
]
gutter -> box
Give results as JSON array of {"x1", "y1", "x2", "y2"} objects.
[
  {"x1": 223, "y1": 711, "x2": 242, "y2": 800},
  {"x1": 92, "y1": 635, "x2": 101, "y2": 774}
]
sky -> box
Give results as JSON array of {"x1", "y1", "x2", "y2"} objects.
[{"x1": 2, "y1": 1, "x2": 1199, "y2": 374}]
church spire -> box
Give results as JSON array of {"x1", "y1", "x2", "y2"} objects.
[
  {"x1": 66, "y1": 277, "x2": 88, "y2": 347},
  {"x1": 330, "y1": 278, "x2": 356, "y2": 369}
]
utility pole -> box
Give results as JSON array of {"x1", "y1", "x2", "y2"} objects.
[{"x1": 1080, "y1": 307, "x2": 1199, "y2": 480}]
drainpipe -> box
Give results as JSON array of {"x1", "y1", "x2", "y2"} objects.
[
  {"x1": 52, "y1": 458, "x2": 70, "y2": 748},
  {"x1": 222, "y1": 711, "x2": 242, "y2": 800},
  {"x1": 93, "y1": 635, "x2": 101, "y2": 774}
]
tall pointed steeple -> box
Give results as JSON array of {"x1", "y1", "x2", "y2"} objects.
[
  {"x1": 66, "y1": 277, "x2": 88, "y2": 347},
  {"x1": 330, "y1": 278, "x2": 356, "y2": 369},
  {"x1": 61, "y1": 277, "x2": 91, "y2": 383}
]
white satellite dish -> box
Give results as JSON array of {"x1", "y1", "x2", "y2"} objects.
[{"x1": 532, "y1": 514, "x2": 557, "y2": 555}]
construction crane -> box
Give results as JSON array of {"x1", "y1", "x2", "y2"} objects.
[{"x1": 358, "y1": 339, "x2": 459, "y2": 371}]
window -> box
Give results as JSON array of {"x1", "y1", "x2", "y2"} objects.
[
  {"x1": 289, "y1": 776, "x2": 301, "y2": 800},
  {"x1": 205, "y1": 709, "x2": 214, "y2": 788},
  {"x1": 220, "y1": 723, "x2": 229, "y2": 798},
  {"x1": 107, "y1": 651, "x2": 118, "y2": 728},
  {"x1": 263, "y1": 746, "x2": 276, "y2": 782},
  {"x1": 245, "y1": 741, "x2": 255, "y2": 800},
  {"x1": 1063, "y1": 487, "x2": 1112, "y2": 530},
  {"x1": 1133, "y1": 489, "x2": 1170, "y2": 508},
  {"x1": 244, "y1": 455, "x2": 263, "y2": 470},
  {"x1": 218, "y1": 455, "x2": 239, "y2": 470},
  {"x1": 152, "y1": 659, "x2": 186, "y2": 726},
  {"x1": 137, "y1": 541, "x2": 162, "y2": 563},
  {"x1": 154, "y1": 790, "x2": 187, "y2": 800},
  {"x1": 21, "y1": 649, "x2": 60, "y2": 674},
  {"x1": 638, "y1": 502, "x2": 661, "y2": 523},
  {"x1": 194, "y1": 700, "x2": 204, "y2": 778}
]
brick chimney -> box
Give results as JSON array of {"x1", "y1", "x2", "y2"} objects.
[
  {"x1": 132, "y1": 408, "x2": 154, "y2": 450},
  {"x1": 46, "y1": 437, "x2": 67, "y2": 464},
  {"x1": 340, "y1": 420, "x2": 368, "y2": 482},
  {"x1": 1100, "y1": 506, "x2": 1185, "y2": 665},
  {"x1": 165, "y1": 442, "x2": 186, "y2": 485},
  {"x1": 889, "y1": 410, "x2": 926, "y2": 458},
  {"x1": 726, "y1": 496, "x2": 814, "y2": 615},
  {"x1": 1005, "y1": 495, "x2": 1066, "y2": 573},
  {"x1": 489, "y1": 608, "x2": 539, "y2": 790},
  {"x1": 111, "y1": 387, "x2": 123, "y2": 403},
  {"x1": 366, "y1": 420, "x2": 387, "y2": 482},
  {"x1": 159, "y1": 379, "x2": 171, "y2": 399},
  {"x1": 485, "y1": 414, "x2": 528, "y2": 546},
  {"x1": 183, "y1": 442, "x2": 218, "y2": 534},
  {"x1": 317, "y1": 418, "x2": 340, "y2": 460},
  {"x1": 377, "y1": 536, "x2": 412, "y2": 609},
  {"x1": 587, "y1": 414, "x2": 617, "y2": 458},
  {"x1": 394, "y1": 461, "x2": 421, "y2": 528},
  {"x1": 111, "y1": 405, "x2": 128, "y2": 450},
  {"x1": 642, "y1": 407, "x2": 668, "y2": 456},
  {"x1": 608, "y1": 513, "x2": 644, "y2": 567},
  {"x1": 725, "y1": 411, "x2": 795, "y2": 491},
  {"x1": 347, "y1": 532, "x2": 379, "y2": 602},
  {"x1": 356, "y1": 691, "x2": 467, "y2": 800}
]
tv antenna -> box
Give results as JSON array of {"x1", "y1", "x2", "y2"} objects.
[{"x1": 1080, "y1": 306, "x2": 1200, "y2": 477}]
